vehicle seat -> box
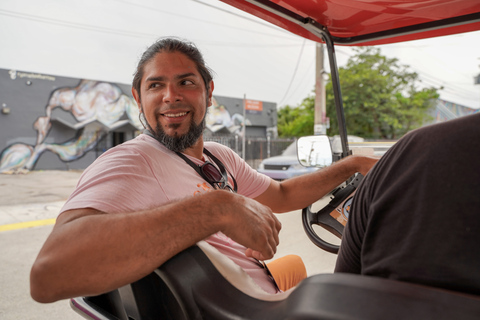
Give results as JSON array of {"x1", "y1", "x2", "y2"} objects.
[{"x1": 71, "y1": 240, "x2": 480, "y2": 320}]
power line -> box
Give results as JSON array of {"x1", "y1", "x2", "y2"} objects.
[
  {"x1": 408, "y1": 65, "x2": 477, "y2": 97},
  {"x1": 111, "y1": 0, "x2": 296, "y2": 40},
  {"x1": 282, "y1": 58, "x2": 315, "y2": 107},
  {"x1": 188, "y1": 0, "x2": 287, "y2": 33},
  {"x1": 328, "y1": 46, "x2": 477, "y2": 102},
  {"x1": 278, "y1": 39, "x2": 307, "y2": 106},
  {"x1": 0, "y1": 9, "x2": 156, "y2": 39},
  {"x1": 0, "y1": 4, "x2": 295, "y2": 42}
]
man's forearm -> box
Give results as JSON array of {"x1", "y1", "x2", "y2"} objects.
[
  {"x1": 258, "y1": 155, "x2": 377, "y2": 213},
  {"x1": 30, "y1": 193, "x2": 226, "y2": 303}
]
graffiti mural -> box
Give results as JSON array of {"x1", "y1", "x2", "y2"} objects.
[
  {"x1": 0, "y1": 68, "x2": 277, "y2": 173},
  {"x1": 434, "y1": 99, "x2": 479, "y2": 123},
  {"x1": 0, "y1": 80, "x2": 142, "y2": 173},
  {"x1": 206, "y1": 97, "x2": 251, "y2": 135}
]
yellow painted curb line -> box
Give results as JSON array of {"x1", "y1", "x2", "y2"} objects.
[{"x1": 0, "y1": 218, "x2": 56, "y2": 232}]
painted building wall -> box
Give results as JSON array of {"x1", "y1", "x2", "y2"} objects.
[
  {"x1": 206, "y1": 95, "x2": 277, "y2": 137},
  {"x1": 0, "y1": 69, "x2": 142, "y2": 173},
  {"x1": 0, "y1": 68, "x2": 277, "y2": 173},
  {"x1": 433, "y1": 99, "x2": 478, "y2": 122}
]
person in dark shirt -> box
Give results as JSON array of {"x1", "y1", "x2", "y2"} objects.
[{"x1": 335, "y1": 113, "x2": 480, "y2": 295}]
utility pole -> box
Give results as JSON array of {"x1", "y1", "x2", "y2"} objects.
[{"x1": 314, "y1": 42, "x2": 327, "y2": 135}]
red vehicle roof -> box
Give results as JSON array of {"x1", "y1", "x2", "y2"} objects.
[{"x1": 219, "y1": 0, "x2": 480, "y2": 45}]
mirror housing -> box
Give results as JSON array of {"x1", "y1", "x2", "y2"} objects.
[{"x1": 297, "y1": 135, "x2": 333, "y2": 168}]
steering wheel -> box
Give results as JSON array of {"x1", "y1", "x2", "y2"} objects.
[{"x1": 302, "y1": 174, "x2": 364, "y2": 254}]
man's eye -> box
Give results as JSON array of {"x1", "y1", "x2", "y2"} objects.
[
  {"x1": 149, "y1": 83, "x2": 160, "y2": 89},
  {"x1": 182, "y1": 80, "x2": 194, "y2": 85}
]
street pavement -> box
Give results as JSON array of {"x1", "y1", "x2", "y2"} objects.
[
  {"x1": 0, "y1": 170, "x2": 83, "y2": 319},
  {"x1": 0, "y1": 170, "x2": 338, "y2": 319}
]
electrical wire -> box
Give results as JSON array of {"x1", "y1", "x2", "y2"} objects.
[
  {"x1": 0, "y1": 9, "x2": 156, "y2": 38},
  {"x1": 278, "y1": 39, "x2": 307, "y2": 106},
  {"x1": 281, "y1": 58, "x2": 315, "y2": 107},
  {"x1": 188, "y1": 0, "x2": 287, "y2": 33},
  {"x1": 0, "y1": 3, "x2": 294, "y2": 42},
  {"x1": 111, "y1": 0, "x2": 295, "y2": 40}
]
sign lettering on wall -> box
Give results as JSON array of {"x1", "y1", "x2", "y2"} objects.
[{"x1": 245, "y1": 99, "x2": 263, "y2": 115}]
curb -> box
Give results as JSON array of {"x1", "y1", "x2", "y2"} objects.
[{"x1": 0, "y1": 201, "x2": 64, "y2": 232}]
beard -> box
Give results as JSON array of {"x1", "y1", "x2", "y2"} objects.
[{"x1": 143, "y1": 107, "x2": 206, "y2": 153}]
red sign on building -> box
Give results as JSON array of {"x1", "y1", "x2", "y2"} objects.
[{"x1": 245, "y1": 99, "x2": 263, "y2": 114}]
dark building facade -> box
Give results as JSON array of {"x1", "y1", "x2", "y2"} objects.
[{"x1": 0, "y1": 68, "x2": 277, "y2": 173}]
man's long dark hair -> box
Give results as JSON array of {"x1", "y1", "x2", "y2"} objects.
[{"x1": 132, "y1": 37, "x2": 214, "y2": 101}]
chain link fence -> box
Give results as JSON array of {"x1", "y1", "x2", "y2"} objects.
[
  {"x1": 204, "y1": 135, "x2": 295, "y2": 169},
  {"x1": 94, "y1": 132, "x2": 294, "y2": 171}
]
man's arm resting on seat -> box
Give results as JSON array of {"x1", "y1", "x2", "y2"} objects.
[
  {"x1": 255, "y1": 155, "x2": 378, "y2": 213},
  {"x1": 30, "y1": 191, "x2": 281, "y2": 303}
]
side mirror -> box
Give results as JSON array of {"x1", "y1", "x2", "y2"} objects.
[{"x1": 297, "y1": 135, "x2": 333, "y2": 168}]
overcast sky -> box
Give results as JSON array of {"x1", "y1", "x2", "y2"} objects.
[{"x1": 1, "y1": 0, "x2": 479, "y2": 109}]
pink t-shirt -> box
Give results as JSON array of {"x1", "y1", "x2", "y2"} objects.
[{"x1": 60, "y1": 134, "x2": 278, "y2": 293}]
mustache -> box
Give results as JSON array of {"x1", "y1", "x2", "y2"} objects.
[{"x1": 155, "y1": 103, "x2": 192, "y2": 116}]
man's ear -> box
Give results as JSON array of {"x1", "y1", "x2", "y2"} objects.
[
  {"x1": 132, "y1": 88, "x2": 141, "y2": 112},
  {"x1": 207, "y1": 81, "x2": 214, "y2": 107}
]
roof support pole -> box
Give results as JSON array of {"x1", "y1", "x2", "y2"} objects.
[
  {"x1": 244, "y1": 0, "x2": 351, "y2": 159},
  {"x1": 306, "y1": 22, "x2": 351, "y2": 159}
]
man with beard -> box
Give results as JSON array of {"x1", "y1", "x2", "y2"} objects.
[{"x1": 31, "y1": 37, "x2": 378, "y2": 303}]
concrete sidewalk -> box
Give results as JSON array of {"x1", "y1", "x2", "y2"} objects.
[{"x1": 0, "y1": 170, "x2": 83, "y2": 227}]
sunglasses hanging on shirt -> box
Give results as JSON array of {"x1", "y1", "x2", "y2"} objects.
[{"x1": 176, "y1": 148, "x2": 238, "y2": 193}]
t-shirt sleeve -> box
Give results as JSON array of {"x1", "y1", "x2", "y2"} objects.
[{"x1": 60, "y1": 145, "x2": 165, "y2": 215}]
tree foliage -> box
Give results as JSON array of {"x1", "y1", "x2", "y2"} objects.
[
  {"x1": 277, "y1": 99, "x2": 314, "y2": 137},
  {"x1": 278, "y1": 47, "x2": 439, "y2": 139}
]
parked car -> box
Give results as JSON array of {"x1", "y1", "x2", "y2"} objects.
[{"x1": 257, "y1": 141, "x2": 318, "y2": 180}]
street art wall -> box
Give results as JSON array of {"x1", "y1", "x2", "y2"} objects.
[
  {"x1": 0, "y1": 69, "x2": 142, "y2": 173},
  {"x1": 0, "y1": 68, "x2": 277, "y2": 173},
  {"x1": 434, "y1": 99, "x2": 478, "y2": 122},
  {"x1": 206, "y1": 96, "x2": 277, "y2": 137}
]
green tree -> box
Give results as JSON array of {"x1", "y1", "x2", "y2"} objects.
[
  {"x1": 277, "y1": 98, "x2": 315, "y2": 137},
  {"x1": 278, "y1": 47, "x2": 439, "y2": 139},
  {"x1": 326, "y1": 47, "x2": 438, "y2": 139}
]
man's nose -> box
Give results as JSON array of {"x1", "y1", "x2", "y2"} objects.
[{"x1": 163, "y1": 85, "x2": 182, "y2": 103}]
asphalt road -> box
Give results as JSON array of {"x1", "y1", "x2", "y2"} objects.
[
  {"x1": 0, "y1": 170, "x2": 82, "y2": 319},
  {"x1": 0, "y1": 170, "x2": 338, "y2": 319},
  {"x1": 0, "y1": 225, "x2": 74, "y2": 319}
]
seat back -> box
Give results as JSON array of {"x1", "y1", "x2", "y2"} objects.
[
  {"x1": 70, "y1": 289, "x2": 128, "y2": 320},
  {"x1": 71, "y1": 243, "x2": 480, "y2": 320},
  {"x1": 71, "y1": 243, "x2": 288, "y2": 320}
]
